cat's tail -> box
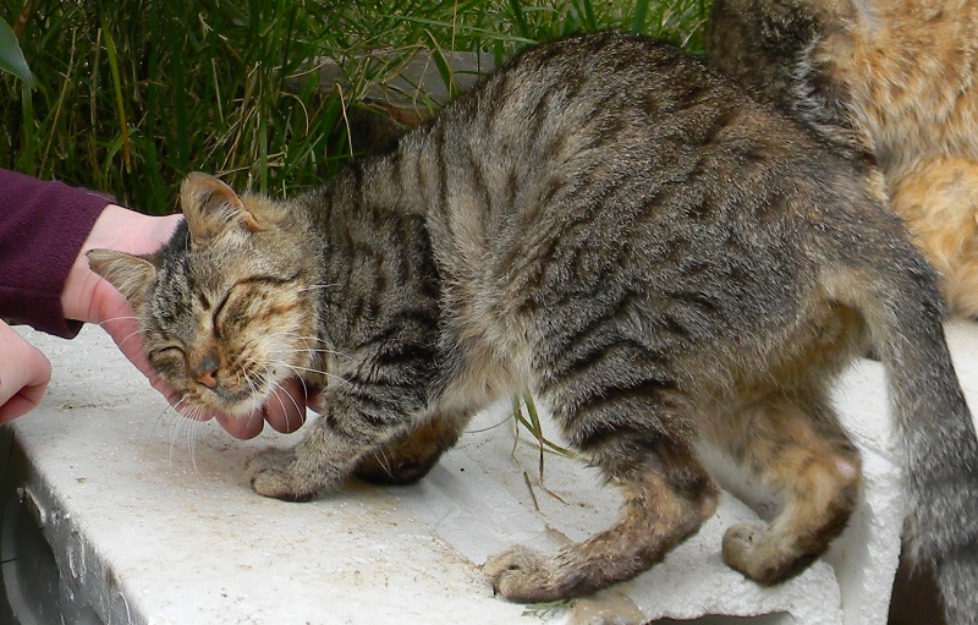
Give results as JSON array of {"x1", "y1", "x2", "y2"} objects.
[{"x1": 827, "y1": 256, "x2": 978, "y2": 625}]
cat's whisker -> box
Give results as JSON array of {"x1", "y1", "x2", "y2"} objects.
[
  {"x1": 272, "y1": 344, "x2": 340, "y2": 355},
  {"x1": 94, "y1": 315, "x2": 140, "y2": 327},
  {"x1": 171, "y1": 394, "x2": 202, "y2": 423},
  {"x1": 240, "y1": 364, "x2": 275, "y2": 431},
  {"x1": 167, "y1": 400, "x2": 194, "y2": 469},
  {"x1": 185, "y1": 418, "x2": 203, "y2": 476},
  {"x1": 167, "y1": 395, "x2": 197, "y2": 453},
  {"x1": 265, "y1": 330, "x2": 332, "y2": 342},
  {"x1": 273, "y1": 372, "x2": 305, "y2": 420},
  {"x1": 268, "y1": 345, "x2": 340, "y2": 360},
  {"x1": 268, "y1": 352, "x2": 331, "y2": 383},
  {"x1": 268, "y1": 375, "x2": 305, "y2": 432},
  {"x1": 374, "y1": 447, "x2": 395, "y2": 478},
  {"x1": 147, "y1": 401, "x2": 182, "y2": 468},
  {"x1": 266, "y1": 333, "x2": 345, "y2": 357},
  {"x1": 105, "y1": 328, "x2": 150, "y2": 351},
  {"x1": 169, "y1": 405, "x2": 204, "y2": 476},
  {"x1": 239, "y1": 365, "x2": 262, "y2": 406},
  {"x1": 267, "y1": 359, "x2": 348, "y2": 387}
]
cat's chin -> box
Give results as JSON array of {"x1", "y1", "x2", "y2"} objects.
[
  {"x1": 221, "y1": 394, "x2": 271, "y2": 419},
  {"x1": 177, "y1": 388, "x2": 267, "y2": 421}
]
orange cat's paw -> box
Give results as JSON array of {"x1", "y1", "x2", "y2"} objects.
[
  {"x1": 484, "y1": 545, "x2": 561, "y2": 603},
  {"x1": 246, "y1": 449, "x2": 317, "y2": 502}
]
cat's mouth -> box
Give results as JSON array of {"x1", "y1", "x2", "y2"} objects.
[{"x1": 179, "y1": 382, "x2": 269, "y2": 419}]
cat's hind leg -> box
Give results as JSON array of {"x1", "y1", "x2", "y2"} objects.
[
  {"x1": 485, "y1": 432, "x2": 718, "y2": 602},
  {"x1": 354, "y1": 410, "x2": 468, "y2": 485},
  {"x1": 717, "y1": 391, "x2": 861, "y2": 584}
]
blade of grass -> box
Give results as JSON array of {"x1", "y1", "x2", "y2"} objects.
[
  {"x1": 167, "y1": 13, "x2": 191, "y2": 175},
  {"x1": 427, "y1": 36, "x2": 460, "y2": 101},
  {"x1": 38, "y1": 27, "x2": 76, "y2": 176},
  {"x1": 580, "y1": 0, "x2": 598, "y2": 31},
  {"x1": 512, "y1": 393, "x2": 573, "y2": 458},
  {"x1": 17, "y1": 80, "x2": 35, "y2": 174},
  {"x1": 630, "y1": 0, "x2": 652, "y2": 33},
  {"x1": 98, "y1": 9, "x2": 130, "y2": 172},
  {"x1": 0, "y1": 17, "x2": 33, "y2": 88},
  {"x1": 507, "y1": 0, "x2": 533, "y2": 40}
]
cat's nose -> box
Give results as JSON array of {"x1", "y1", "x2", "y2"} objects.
[{"x1": 194, "y1": 353, "x2": 220, "y2": 390}]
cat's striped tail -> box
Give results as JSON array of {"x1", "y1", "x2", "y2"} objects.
[{"x1": 827, "y1": 257, "x2": 978, "y2": 625}]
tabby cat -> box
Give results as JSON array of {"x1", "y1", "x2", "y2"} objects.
[
  {"x1": 706, "y1": 0, "x2": 978, "y2": 318},
  {"x1": 88, "y1": 32, "x2": 978, "y2": 623}
]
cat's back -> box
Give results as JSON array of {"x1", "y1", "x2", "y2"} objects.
[
  {"x1": 397, "y1": 32, "x2": 891, "y2": 350},
  {"x1": 408, "y1": 32, "x2": 858, "y2": 256}
]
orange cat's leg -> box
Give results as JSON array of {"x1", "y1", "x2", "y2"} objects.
[
  {"x1": 889, "y1": 157, "x2": 978, "y2": 318},
  {"x1": 485, "y1": 435, "x2": 718, "y2": 602},
  {"x1": 719, "y1": 393, "x2": 861, "y2": 583}
]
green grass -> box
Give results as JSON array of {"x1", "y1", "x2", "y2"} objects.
[{"x1": 1, "y1": 0, "x2": 711, "y2": 214}]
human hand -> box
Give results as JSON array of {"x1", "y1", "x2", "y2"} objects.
[
  {"x1": 58, "y1": 204, "x2": 309, "y2": 438},
  {"x1": 0, "y1": 319, "x2": 52, "y2": 423}
]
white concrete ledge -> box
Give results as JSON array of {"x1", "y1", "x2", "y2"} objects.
[{"x1": 7, "y1": 321, "x2": 978, "y2": 624}]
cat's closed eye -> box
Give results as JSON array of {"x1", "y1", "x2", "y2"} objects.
[{"x1": 152, "y1": 345, "x2": 186, "y2": 361}]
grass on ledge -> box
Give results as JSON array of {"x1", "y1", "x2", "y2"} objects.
[{"x1": 1, "y1": 0, "x2": 711, "y2": 213}]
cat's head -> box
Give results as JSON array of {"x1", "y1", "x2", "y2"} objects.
[{"x1": 88, "y1": 173, "x2": 324, "y2": 417}]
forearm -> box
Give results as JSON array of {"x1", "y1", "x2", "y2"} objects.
[{"x1": 0, "y1": 169, "x2": 111, "y2": 337}]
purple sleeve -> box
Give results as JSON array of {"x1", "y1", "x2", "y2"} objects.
[{"x1": 0, "y1": 168, "x2": 113, "y2": 338}]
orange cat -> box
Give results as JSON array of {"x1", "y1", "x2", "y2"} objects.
[{"x1": 707, "y1": 0, "x2": 978, "y2": 317}]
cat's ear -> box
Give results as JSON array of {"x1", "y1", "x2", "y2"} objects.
[
  {"x1": 180, "y1": 172, "x2": 261, "y2": 241},
  {"x1": 86, "y1": 249, "x2": 158, "y2": 310}
]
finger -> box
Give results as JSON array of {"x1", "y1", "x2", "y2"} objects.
[
  {"x1": 215, "y1": 412, "x2": 265, "y2": 440},
  {"x1": 265, "y1": 377, "x2": 308, "y2": 434},
  {"x1": 307, "y1": 386, "x2": 326, "y2": 415}
]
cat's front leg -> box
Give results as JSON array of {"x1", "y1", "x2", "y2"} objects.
[
  {"x1": 246, "y1": 389, "x2": 416, "y2": 500},
  {"x1": 246, "y1": 416, "x2": 364, "y2": 501}
]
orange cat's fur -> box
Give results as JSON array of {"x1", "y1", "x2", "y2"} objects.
[{"x1": 708, "y1": 0, "x2": 978, "y2": 317}]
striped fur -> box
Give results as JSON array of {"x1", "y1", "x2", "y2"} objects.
[{"x1": 89, "y1": 32, "x2": 978, "y2": 611}]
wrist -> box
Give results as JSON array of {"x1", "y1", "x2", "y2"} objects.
[{"x1": 61, "y1": 204, "x2": 181, "y2": 324}]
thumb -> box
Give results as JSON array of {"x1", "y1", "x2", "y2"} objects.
[{"x1": 0, "y1": 322, "x2": 53, "y2": 422}]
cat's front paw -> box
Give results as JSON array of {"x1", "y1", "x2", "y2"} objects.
[
  {"x1": 484, "y1": 545, "x2": 561, "y2": 603},
  {"x1": 246, "y1": 448, "x2": 318, "y2": 502}
]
